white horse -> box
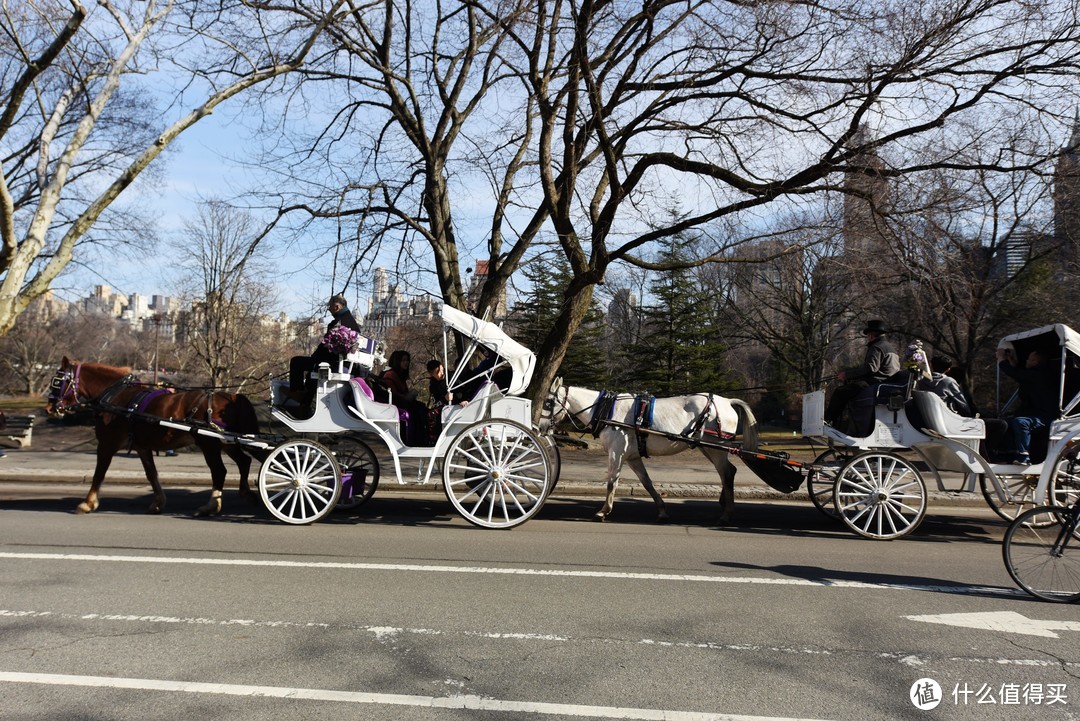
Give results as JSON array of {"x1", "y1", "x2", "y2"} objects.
[{"x1": 543, "y1": 379, "x2": 759, "y2": 523}]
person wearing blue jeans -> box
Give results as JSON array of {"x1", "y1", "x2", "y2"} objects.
[{"x1": 995, "y1": 346, "x2": 1059, "y2": 464}]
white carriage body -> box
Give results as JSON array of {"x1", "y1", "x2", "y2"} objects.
[{"x1": 258, "y1": 305, "x2": 552, "y2": 529}]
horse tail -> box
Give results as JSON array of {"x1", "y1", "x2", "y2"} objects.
[{"x1": 728, "y1": 398, "x2": 759, "y2": 451}]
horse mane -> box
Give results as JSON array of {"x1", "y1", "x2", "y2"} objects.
[{"x1": 75, "y1": 360, "x2": 133, "y2": 377}]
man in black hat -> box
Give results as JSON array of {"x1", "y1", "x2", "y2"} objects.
[
  {"x1": 287, "y1": 294, "x2": 362, "y2": 408},
  {"x1": 824, "y1": 319, "x2": 901, "y2": 427}
]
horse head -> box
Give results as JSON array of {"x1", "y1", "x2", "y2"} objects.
[
  {"x1": 538, "y1": 376, "x2": 566, "y2": 432},
  {"x1": 46, "y1": 357, "x2": 131, "y2": 417},
  {"x1": 46, "y1": 356, "x2": 81, "y2": 417}
]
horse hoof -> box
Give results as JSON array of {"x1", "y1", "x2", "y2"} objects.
[
  {"x1": 655, "y1": 516, "x2": 671, "y2": 524},
  {"x1": 593, "y1": 513, "x2": 608, "y2": 523},
  {"x1": 76, "y1": 502, "x2": 97, "y2": 514},
  {"x1": 147, "y1": 505, "x2": 164, "y2": 515},
  {"x1": 194, "y1": 500, "x2": 222, "y2": 517}
]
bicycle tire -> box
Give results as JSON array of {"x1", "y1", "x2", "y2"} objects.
[{"x1": 1002, "y1": 505, "x2": 1080, "y2": 604}]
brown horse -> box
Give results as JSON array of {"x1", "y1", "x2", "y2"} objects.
[{"x1": 45, "y1": 357, "x2": 259, "y2": 516}]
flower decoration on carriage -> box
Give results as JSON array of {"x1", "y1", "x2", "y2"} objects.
[
  {"x1": 903, "y1": 340, "x2": 932, "y2": 380},
  {"x1": 321, "y1": 325, "x2": 361, "y2": 356}
]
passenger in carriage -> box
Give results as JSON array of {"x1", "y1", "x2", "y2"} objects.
[
  {"x1": 426, "y1": 359, "x2": 469, "y2": 410},
  {"x1": 918, "y1": 355, "x2": 974, "y2": 417},
  {"x1": 425, "y1": 359, "x2": 469, "y2": 444},
  {"x1": 379, "y1": 350, "x2": 430, "y2": 446},
  {"x1": 995, "y1": 344, "x2": 1060, "y2": 464},
  {"x1": 824, "y1": 319, "x2": 901, "y2": 428},
  {"x1": 286, "y1": 294, "x2": 361, "y2": 413}
]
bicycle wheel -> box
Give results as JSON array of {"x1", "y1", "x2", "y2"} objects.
[{"x1": 1002, "y1": 505, "x2": 1080, "y2": 603}]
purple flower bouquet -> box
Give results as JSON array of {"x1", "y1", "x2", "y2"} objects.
[{"x1": 321, "y1": 326, "x2": 361, "y2": 355}]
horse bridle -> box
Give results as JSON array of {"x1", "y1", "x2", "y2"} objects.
[
  {"x1": 540, "y1": 383, "x2": 605, "y2": 435},
  {"x1": 47, "y1": 364, "x2": 86, "y2": 416}
]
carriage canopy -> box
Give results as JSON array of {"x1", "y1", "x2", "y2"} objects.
[
  {"x1": 998, "y1": 323, "x2": 1080, "y2": 417},
  {"x1": 441, "y1": 305, "x2": 536, "y2": 396}
]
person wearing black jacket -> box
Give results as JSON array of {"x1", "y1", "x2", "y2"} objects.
[
  {"x1": 995, "y1": 345, "x2": 1060, "y2": 463},
  {"x1": 824, "y1": 320, "x2": 901, "y2": 426},
  {"x1": 288, "y1": 294, "x2": 361, "y2": 400}
]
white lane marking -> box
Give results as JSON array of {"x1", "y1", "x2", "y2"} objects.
[
  {"x1": 0, "y1": 671, "x2": 832, "y2": 721},
  {"x1": 0, "y1": 552, "x2": 1020, "y2": 597},
  {"x1": 907, "y1": 611, "x2": 1080, "y2": 638},
  {"x1": 5, "y1": 609, "x2": 1075, "y2": 670}
]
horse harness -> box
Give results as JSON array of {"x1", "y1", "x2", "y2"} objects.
[
  {"x1": 557, "y1": 387, "x2": 727, "y2": 458},
  {"x1": 49, "y1": 364, "x2": 222, "y2": 431}
]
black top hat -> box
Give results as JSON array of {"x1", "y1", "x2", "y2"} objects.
[{"x1": 862, "y1": 319, "x2": 888, "y2": 335}]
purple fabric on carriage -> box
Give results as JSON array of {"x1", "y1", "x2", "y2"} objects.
[{"x1": 350, "y1": 377, "x2": 375, "y2": 400}]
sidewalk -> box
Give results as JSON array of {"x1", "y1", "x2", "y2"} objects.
[{"x1": 0, "y1": 440, "x2": 988, "y2": 506}]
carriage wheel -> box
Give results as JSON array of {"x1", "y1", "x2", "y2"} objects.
[
  {"x1": 980, "y1": 473, "x2": 1040, "y2": 523},
  {"x1": 443, "y1": 419, "x2": 551, "y2": 529},
  {"x1": 258, "y1": 440, "x2": 341, "y2": 525},
  {"x1": 1051, "y1": 453, "x2": 1080, "y2": 508},
  {"x1": 833, "y1": 452, "x2": 927, "y2": 540},
  {"x1": 806, "y1": 449, "x2": 849, "y2": 520},
  {"x1": 536, "y1": 429, "x2": 562, "y2": 494},
  {"x1": 1002, "y1": 505, "x2": 1080, "y2": 603},
  {"x1": 325, "y1": 435, "x2": 380, "y2": 511}
]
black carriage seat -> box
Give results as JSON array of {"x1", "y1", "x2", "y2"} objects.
[
  {"x1": 847, "y1": 381, "x2": 910, "y2": 437},
  {"x1": 910, "y1": 391, "x2": 985, "y2": 440}
]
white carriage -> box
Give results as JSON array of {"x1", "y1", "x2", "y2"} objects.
[
  {"x1": 261, "y1": 305, "x2": 556, "y2": 528},
  {"x1": 800, "y1": 323, "x2": 1080, "y2": 540}
]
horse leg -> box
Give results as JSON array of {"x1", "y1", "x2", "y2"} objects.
[
  {"x1": 79, "y1": 444, "x2": 120, "y2": 514},
  {"x1": 627, "y1": 456, "x2": 670, "y2": 523},
  {"x1": 703, "y1": 448, "x2": 736, "y2": 525},
  {"x1": 194, "y1": 443, "x2": 229, "y2": 517},
  {"x1": 224, "y1": 446, "x2": 256, "y2": 504},
  {"x1": 135, "y1": 449, "x2": 167, "y2": 514},
  {"x1": 594, "y1": 430, "x2": 629, "y2": 522}
]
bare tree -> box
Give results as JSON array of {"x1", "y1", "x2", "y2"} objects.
[
  {"x1": 245, "y1": 0, "x2": 542, "y2": 317},
  {"x1": 175, "y1": 200, "x2": 282, "y2": 389},
  {"x1": 0, "y1": 0, "x2": 343, "y2": 335},
  {"x1": 511, "y1": 0, "x2": 1080, "y2": 415}
]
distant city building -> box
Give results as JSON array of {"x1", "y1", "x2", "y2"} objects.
[
  {"x1": 465, "y1": 259, "x2": 507, "y2": 320},
  {"x1": 363, "y1": 266, "x2": 441, "y2": 340}
]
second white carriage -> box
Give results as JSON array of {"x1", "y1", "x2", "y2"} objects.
[{"x1": 801, "y1": 323, "x2": 1080, "y2": 539}]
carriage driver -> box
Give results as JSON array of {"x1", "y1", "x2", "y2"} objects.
[
  {"x1": 286, "y1": 294, "x2": 361, "y2": 412},
  {"x1": 824, "y1": 319, "x2": 901, "y2": 427}
]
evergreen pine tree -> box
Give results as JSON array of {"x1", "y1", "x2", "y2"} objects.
[
  {"x1": 514, "y1": 253, "x2": 607, "y2": 388},
  {"x1": 630, "y1": 235, "x2": 732, "y2": 395}
]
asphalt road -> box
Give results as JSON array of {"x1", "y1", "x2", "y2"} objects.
[{"x1": 0, "y1": 487, "x2": 1077, "y2": 721}]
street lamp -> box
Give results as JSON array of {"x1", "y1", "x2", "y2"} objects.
[{"x1": 151, "y1": 314, "x2": 162, "y2": 385}]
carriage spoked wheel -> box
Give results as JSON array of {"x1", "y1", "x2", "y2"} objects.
[
  {"x1": 806, "y1": 449, "x2": 850, "y2": 520},
  {"x1": 258, "y1": 440, "x2": 341, "y2": 525},
  {"x1": 980, "y1": 474, "x2": 1041, "y2": 523},
  {"x1": 324, "y1": 435, "x2": 380, "y2": 511},
  {"x1": 833, "y1": 451, "x2": 927, "y2": 540},
  {"x1": 442, "y1": 419, "x2": 552, "y2": 529},
  {"x1": 1051, "y1": 454, "x2": 1080, "y2": 508}
]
